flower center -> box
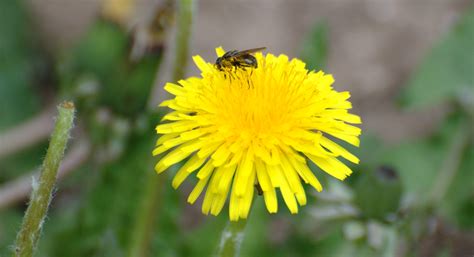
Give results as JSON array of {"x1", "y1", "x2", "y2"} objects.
[{"x1": 210, "y1": 68, "x2": 301, "y2": 143}]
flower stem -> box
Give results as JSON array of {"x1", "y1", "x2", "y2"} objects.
[
  {"x1": 215, "y1": 219, "x2": 248, "y2": 257},
  {"x1": 13, "y1": 101, "x2": 75, "y2": 257},
  {"x1": 126, "y1": 173, "x2": 165, "y2": 257},
  {"x1": 171, "y1": 0, "x2": 194, "y2": 82},
  {"x1": 428, "y1": 119, "x2": 470, "y2": 205}
]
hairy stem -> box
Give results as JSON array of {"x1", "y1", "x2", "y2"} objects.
[
  {"x1": 171, "y1": 0, "x2": 194, "y2": 82},
  {"x1": 215, "y1": 219, "x2": 248, "y2": 257},
  {"x1": 13, "y1": 102, "x2": 75, "y2": 257}
]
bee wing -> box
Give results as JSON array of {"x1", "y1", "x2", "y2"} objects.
[{"x1": 234, "y1": 47, "x2": 267, "y2": 56}]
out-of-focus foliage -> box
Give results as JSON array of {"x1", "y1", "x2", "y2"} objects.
[
  {"x1": 399, "y1": 6, "x2": 474, "y2": 109},
  {"x1": 0, "y1": 0, "x2": 41, "y2": 129},
  {"x1": 59, "y1": 21, "x2": 162, "y2": 116},
  {"x1": 354, "y1": 166, "x2": 402, "y2": 220},
  {"x1": 380, "y1": 114, "x2": 473, "y2": 230},
  {"x1": 300, "y1": 22, "x2": 328, "y2": 71},
  {"x1": 0, "y1": 0, "x2": 47, "y2": 180},
  {"x1": 41, "y1": 135, "x2": 155, "y2": 257}
]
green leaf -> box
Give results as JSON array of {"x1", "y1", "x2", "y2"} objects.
[
  {"x1": 300, "y1": 22, "x2": 328, "y2": 71},
  {"x1": 240, "y1": 198, "x2": 271, "y2": 257},
  {"x1": 380, "y1": 139, "x2": 443, "y2": 196},
  {"x1": 398, "y1": 7, "x2": 474, "y2": 109},
  {"x1": 58, "y1": 21, "x2": 162, "y2": 115},
  {"x1": 380, "y1": 113, "x2": 473, "y2": 227},
  {"x1": 70, "y1": 21, "x2": 128, "y2": 81},
  {"x1": 441, "y1": 144, "x2": 474, "y2": 229},
  {"x1": 0, "y1": 0, "x2": 41, "y2": 130},
  {"x1": 354, "y1": 166, "x2": 402, "y2": 220},
  {"x1": 58, "y1": 21, "x2": 127, "y2": 105},
  {"x1": 0, "y1": 0, "x2": 45, "y2": 178},
  {"x1": 0, "y1": 211, "x2": 23, "y2": 256}
]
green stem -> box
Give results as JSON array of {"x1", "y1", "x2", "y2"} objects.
[
  {"x1": 126, "y1": 0, "x2": 195, "y2": 255},
  {"x1": 215, "y1": 219, "x2": 248, "y2": 257},
  {"x1": 171, "y1": 0, "x2": 194, "y2": 82},
  {"x1": 428, "y1": 120, "x2": 470, "y2": 205},
  {"x1": 126, "y1": 174, "x2": 165, "y2": 257},
  {"x1": 13, "y1": 102, "x2": 75, "y2": 257}
]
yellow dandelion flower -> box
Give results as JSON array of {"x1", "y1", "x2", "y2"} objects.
[{"x1": 153, "y1": 47, "x2": 362, "y2": 221}]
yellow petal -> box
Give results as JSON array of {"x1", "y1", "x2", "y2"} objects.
[
  {"x1": 320, "y1": 136, "x2": 359, "y2": 164},
  {"x1": 192, "y1": 55, "x2": 212, "y2": 73},
  {"x1": 238, "y1": 170, "x2": 255, "y2": 219},
  {"x1": 215, "y1": 47, "x2": 226, "y2": 57},
  {"x1": 235, "y1": 149, "x2": 254, "y2": 196},
  {"x1": 172, "y1": 154, "x2": 202, "y2": 188},
  {"x1": 255, "y1": 159, "x2": 271, "y2": 191},
  {"x1": 196, "y1": 161, "x2": 215, "y2": 179},
  {"x1": 156, "y1": 121, "x2": 198, "y2": 134},
  {"x1": 276, "y1": 166, "x2": 298, "y2": 214},
  {"x1": 188, "y1": 174, "x2": 211, "y2": 204},
  {"x1": 164, "y1": 83, "x2": 185, "y2": 96},
  {"x1": 263, "y1": 186, "x2": 278, "y2": 213}
]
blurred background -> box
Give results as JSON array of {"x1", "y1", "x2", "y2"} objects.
[{"x1": 0, "y1": 0, "x2": 473, "y2": 256}]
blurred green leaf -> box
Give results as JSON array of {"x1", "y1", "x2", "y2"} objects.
[
  {"x1": 354, "y1": 166, "x2": 402, "y2": 220},
  {"x1": 120, "y1": 55, "x2": 162, "y2": 115},
  {"x1": 0, "y1": 0, "x2": 41, "y2": 129},
  {"x1": 59, "y1": 21, "x2": 162, "y2": 116},
  {"x1": 441, "y1": 143, "x2": 474, "y2": 229},
  {"x1": 0, "y1": 0, "x2": 46, "y2": 179},
  {"x1": 380, "y1": 115, "x2": 460, "y2": 195},
  {"x1": 0, "y1": 210, "x2": 23, "y2": 256},
  {"x1": 300, "y1": 22, "x2": 328, "y2": 71},
  {"x1": 59, "y1": 21, "x2": 127, "y2": 105},
  {"x1": 380, "y1": 113, "x2": 473, "y2": 227},
  {"x1": 455, "y1": 190, "x2": 474, "y2": 229},
  {"x1": 240, "y1": 198, "x2": 271, "y2": 257},
  {"x1": 398, "y1": 7, "x2": 474, "y2": 109},
  {"x1": 67, "y1": 21, "x2": 128, "y2": 82}
]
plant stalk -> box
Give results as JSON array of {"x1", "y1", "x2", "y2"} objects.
[
  {"x1": 171, "y1": 0, "x2": 194, "y2": 82},
  {"x1": 126, "y1": 173, "x2": 165, "y2": 257},
  {"x1": 127, "y1": 0, "x2": 195, "y2": 255},
  {"x1": 215, "y1": 219, "x2": 248, "y2": 257},
  {"x1": 428, "y1": 120, "x2": 470, "y2": 205},
  {"x1": 13, "y1": 102, "x2": 75, "y2": 257}
]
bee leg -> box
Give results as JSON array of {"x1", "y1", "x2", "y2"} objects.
[{"x1": 248, "y1": 69, "x2": 254, "y2": 88}]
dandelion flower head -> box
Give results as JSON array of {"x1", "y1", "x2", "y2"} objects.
[{"x1": 153, "y1": 47, "x2": 362, "y2": 221}]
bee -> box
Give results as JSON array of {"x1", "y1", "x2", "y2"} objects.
[{"x1": 215, "y1": 47, "x2": 266, "y2": 72}]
